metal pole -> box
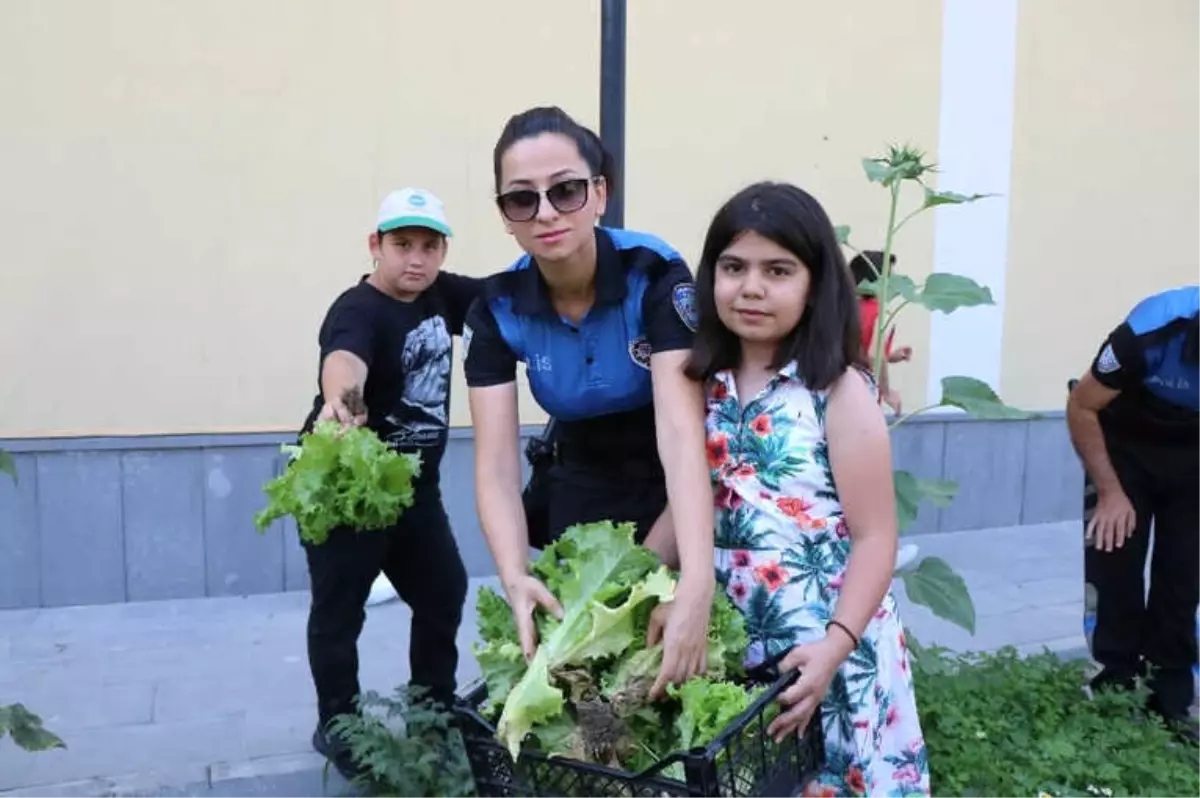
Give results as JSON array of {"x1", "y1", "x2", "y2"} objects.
[{"x1": 599, "y1": 0, "x2": 626, "y2": 228}]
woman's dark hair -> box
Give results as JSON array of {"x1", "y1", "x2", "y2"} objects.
[
  {"x1": 848, "y1": 250, "x2": 897, "y2": 286},
  {"x1": 685, "y1": 181, "x2": 865, "y2": 391},
  {"x1": 492, "y1": 106, "x2": 616, "y2": 193}
]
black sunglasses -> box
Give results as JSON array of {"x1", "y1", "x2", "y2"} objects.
[{"x1": 496, "y1": 177, "x2": 599, "y2": 223}]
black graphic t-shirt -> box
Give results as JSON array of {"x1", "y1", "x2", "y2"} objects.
[{"x1": 301, "y1": 271, "x2": 484, "y2": 501}]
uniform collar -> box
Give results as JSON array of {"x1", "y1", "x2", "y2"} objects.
[{"x1": 511, "y1": 227, "x2": 627, "y2": 317}]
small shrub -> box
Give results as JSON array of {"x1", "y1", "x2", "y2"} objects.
[
  {"x1": 327, "y1": 686, "x2": 474, "y2": 798},
  {"x1": 911, "y1": 640, "x2": 1199, "y2": 797}
]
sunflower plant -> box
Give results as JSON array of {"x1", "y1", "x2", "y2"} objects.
[{"x1": 838, "y1": 145, "x2": 1039, "y2": 634}]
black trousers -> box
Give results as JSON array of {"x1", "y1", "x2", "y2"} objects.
[
  {"x1": 545, "y1": 459, "x2": 668, "y2": 546},
  {"x1": 1085, "y1": 434, "x2": 1199, "y2": 718},
  {"x1": 304, "y1": 499, "x2": 468, "y2": 728}
]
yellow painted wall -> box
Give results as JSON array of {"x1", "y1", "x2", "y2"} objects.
[
  {"x1": 624, "y1": 0, "x2": 944, "y2": 411},
  {"x1": 3, "y1": 0, "x2": 1193, "y2": 437},
  {"x1": 0, "y1": 0, "x2": 596, "y2": 437},
  {"x1": 1002, "y1": 0, "x2": 1199, "y2": 409}
]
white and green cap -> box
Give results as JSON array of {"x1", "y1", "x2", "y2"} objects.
[{"x1": 375, "y1": 187, "x2": 452, "y2": 237}]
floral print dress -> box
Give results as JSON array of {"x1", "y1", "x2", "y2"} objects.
[{"x1": 706, "y1": 362, "x2": 930, "y2": 798}]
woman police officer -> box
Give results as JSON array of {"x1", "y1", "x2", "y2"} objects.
[{"x1": 461, "y1": 106, "x2": 713, "y2": 698}]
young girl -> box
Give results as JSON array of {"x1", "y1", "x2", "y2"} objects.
[{"x1": 684, "y1": 182, "x2": 929, "y2": 797}]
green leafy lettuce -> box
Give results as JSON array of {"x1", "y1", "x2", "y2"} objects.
[
  {"x1": 253, "y1": 420, "x2": 422, "y2": 545},
  {"x1": 473, "y1": 521, "x2": 761, "y2": 773}
]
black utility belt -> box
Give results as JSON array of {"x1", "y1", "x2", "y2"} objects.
[{"x1": 556, "y1": 445, "x2": 664, "y2": 481}]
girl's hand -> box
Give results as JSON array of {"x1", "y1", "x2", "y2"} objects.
[
  {"x1": 647, "y1": 580, "x2": 712, "y2": 699},
  {"x1": 503, "y1": 573, "x2": 563, "y2": 661},
  {"x1": 768, "y1": 635, "x2": 854, "y2": 742}
]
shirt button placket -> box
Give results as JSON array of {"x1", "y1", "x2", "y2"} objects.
[{"x1": 585, "y1": 328, "x2": 604, "y2": 387}]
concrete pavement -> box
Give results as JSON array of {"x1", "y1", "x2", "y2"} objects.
[{"x1": 0, "y1": 521, "x2": 1087, "y2": 796}]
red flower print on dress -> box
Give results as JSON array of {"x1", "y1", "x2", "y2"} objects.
[
  {"x1": 845, "y1": 764, "x2": 866, "y2": 795},
  {"x1": 732, "y1": 550, "x2": 752, "y2": 568},
  {"x1": 886, "y1": 705, "x2": 899, "y2": 727},
  {"x1": 706, "y1": 434, "x2": 729, "y2": 469},
  {"x1": 711, "y1": 380, "x2": 728, "y2": 401},
  {"x1": 801, "y1": 782, "x2": 837, "y2": 798},
  {"x1": 733, "y1": 462, "x2": 756, "y2": 479},
  {"x1": 775, "y1": 497, "x2": 827, "y2": 529},
  {"x1": 776, "y1": 496, "x2": 815, "y2": 518},
  {"x1": 753, "y1": 562, "x2": 788, "y2": 592},
  {"x1": 750, "y1": 415, "x2": 772, "y2": 436},
  {"x1": 896, "y1": 763, "x2": 921, "y2": 786},
  {"x1": 834, "y1": 516, "x2": 850, "y2": 539},
  {"x1": 729, "y1": 581, "x2": 748, "y2": 604}
]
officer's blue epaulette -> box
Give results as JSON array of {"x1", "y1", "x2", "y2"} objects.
[
  {"x1": 601, "y1": 227, "x2": 689, "y2": 283},
  {"x1": 1127, "y1": 285, "x2": 1200, "y2": 337}
]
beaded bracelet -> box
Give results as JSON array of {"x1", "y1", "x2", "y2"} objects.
[{"x1": 826, "y1": 619, "x2": 860, "y2": 649}]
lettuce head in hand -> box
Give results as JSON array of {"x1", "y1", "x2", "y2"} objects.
[{"x1": 253, "y1": 420, "x2": 421, "y2": 545}]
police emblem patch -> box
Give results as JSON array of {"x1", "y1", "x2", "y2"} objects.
[
  {"x1": 1096, "y1": 343, "x2": 1119, "y2": 374},
  {"x1": 672, "y1": 282, "x2": 699, "y2": 332},
  {"x1": 629, "y1": 335, "x2": 652, "y2": 370}
]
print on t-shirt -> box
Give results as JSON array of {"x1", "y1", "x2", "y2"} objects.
[{"x1": 384, "y1": 315, "x2": 452, "y2": 448}]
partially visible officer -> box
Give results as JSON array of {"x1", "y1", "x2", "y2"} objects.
[
  {"x1": 301, "y1": 187, "x2": 481, "y2": 779},
  {"x1": 1067, "y1": 284, "x2": 1199, "y2": 739},
  {"x1": 462, "y1": 106, "x2": 714, "y2": 700}
]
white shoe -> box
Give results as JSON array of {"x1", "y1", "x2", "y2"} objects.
[
  {"x1": 894, "y1": 543, "x2": 920, "y2": 573},
  {"x1": 366, "y1": 574, "x2": 398, "y2": 606}
]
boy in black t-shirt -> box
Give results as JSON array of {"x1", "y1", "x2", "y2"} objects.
[{"x1": 301, "y1": 188, "x2": 483, "y2": 779}]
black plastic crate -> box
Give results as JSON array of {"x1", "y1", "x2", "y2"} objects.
[{"x1": 453, "y1": 669, "x2": 824, "y2": 797}]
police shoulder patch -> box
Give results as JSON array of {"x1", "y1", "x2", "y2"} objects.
[
  {"x1": 1096, "y1": 343, "x2": 1120, "y2": 374},
  {"x1": 629, "y1": 335, "x2": 652, "y2": 370},
  {"x1": 672, "y1": 282, "x2": 698, "y2": 332}
]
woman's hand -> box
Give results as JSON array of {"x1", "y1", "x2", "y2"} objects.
[
  {"x1": 503, "y1": 572, "x2": 563, "y2": 661},
  {"x1": 768, "y1": 634, "x2": 854, "y2": 743},
  {"x1": 647, "y1": 579, "x2": 712, "y2": 699}
]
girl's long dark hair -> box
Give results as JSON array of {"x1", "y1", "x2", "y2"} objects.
[{"x1": 684, "y1": 181, "x2": 865, "y2": 391}]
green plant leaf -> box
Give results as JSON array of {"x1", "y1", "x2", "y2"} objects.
[
  {"x1": 0, "y1": 450, "x2": 15, "y2": 484},
  {"x1": 900, "y1": 556, "x2": 976, "y2": 634},
  {"x1": 858, "y1": 273, "x2": 918, "y2": 306},
  {"x1": 0, "y1": 704, "x2": 65, "y2": 752},
  {"x1": 922, "y1": 186, "x2": 994, "y2": 209},
  {"x1": 862, "y1": 157, "x2": 892, "y2": 184},
  {"x1": 834, "y1": 224, "x2": 851, "y2": 245},
  {"x1": 914, "y1": 273, "x2": 995, "y2": 314},
  {"x1": 893, "y1": 470, "x2": 958, "y2": 533},
  {"x1": 939, "y1": 376, "x2": 1040, "y2": 420}
]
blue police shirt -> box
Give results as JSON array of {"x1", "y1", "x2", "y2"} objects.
[
  {"x1": 461, "y1": 226, "x2": 697, "y2": 465},
  {"x1": 1091, "y1": 284, "x2": 1199, "y2": 442}
]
